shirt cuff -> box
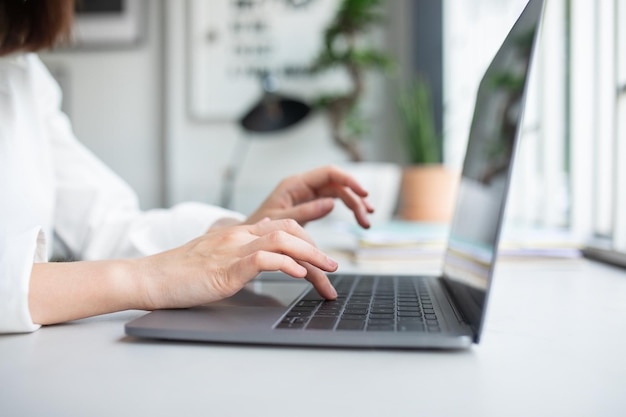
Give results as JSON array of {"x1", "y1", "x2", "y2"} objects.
[{"x1": 125, "y1": 202, "x2": 246, "y2": 257}]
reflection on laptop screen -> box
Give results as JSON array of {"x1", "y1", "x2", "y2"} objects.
[{"x1": 442, "y1": 0, "x2": 544, "y2": 334}]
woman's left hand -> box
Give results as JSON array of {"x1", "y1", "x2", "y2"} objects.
[{"x1": 245, "y1": 165, "x2": 375, "y2": 229}]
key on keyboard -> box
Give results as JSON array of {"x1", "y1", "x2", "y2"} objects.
[{"x1": 275, "y1": 275, "x2": 440, "y2": 332}]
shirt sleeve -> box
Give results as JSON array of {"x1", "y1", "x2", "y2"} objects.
[
  {"x1": 0, "y1": 227, "x2": 46, "y2": 333},
  {"x1": 31, "y1": 56, "x2": 245, "y2": 261}
]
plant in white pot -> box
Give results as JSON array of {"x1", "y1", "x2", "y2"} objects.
[{"x1": 396, "y1": 76, "x2": 458, "y2": 222}]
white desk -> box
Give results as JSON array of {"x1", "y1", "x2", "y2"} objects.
[{"x1": 1, "y1": 256, "x2": 626, "y2": 416}]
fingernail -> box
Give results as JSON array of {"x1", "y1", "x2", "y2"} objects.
[
  {"x1": 329, "y1": 286, "x2": 338, "y2": 299},
  {"x1": 327, "y1": 256, "x2": 338, "y2": 269}
]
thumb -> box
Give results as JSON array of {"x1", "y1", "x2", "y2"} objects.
[{"x1": 283, "y1": 198, "x2": 335, "y2": 225}]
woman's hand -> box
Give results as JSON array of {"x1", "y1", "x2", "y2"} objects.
[
  {"x1": 245, "y1": 165, "x2": 375, "y2": 229},
  {"x1": 29, "y1": 166, "x2": 374, "y2": 326},
  {"x1": 138, "y1": 218, "x2": 339, "y2": 310},
  {"x1": 29, "y1": 218, "x2": 338, "y2": 326}
]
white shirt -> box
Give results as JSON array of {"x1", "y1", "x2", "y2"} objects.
[{"x1": 0, "y1": 54, "x2": 244, "y2": 333}]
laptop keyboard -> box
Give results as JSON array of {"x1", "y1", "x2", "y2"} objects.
[{"x1": 275, "y1": 275, "x2": 440, "y2": 332}]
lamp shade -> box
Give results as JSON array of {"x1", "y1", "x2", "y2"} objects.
[
  {"x1": 240, "y1": 96, "x2": 311, "y2": 133},
  {"x1": 239, "y1": 74, "x2": 311, "y2": 133}
]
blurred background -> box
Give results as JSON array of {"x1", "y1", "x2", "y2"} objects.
[{"x1": 40, "y1": 0, "x2": 626, "y2": 254}]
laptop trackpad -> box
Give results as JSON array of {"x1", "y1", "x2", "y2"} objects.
[
  {"x1": 210, "y1": 280, "x2": 310, "y2": 308},
  {"x1": 125, "y1": 281, "x2": 309, "y2": 338}
]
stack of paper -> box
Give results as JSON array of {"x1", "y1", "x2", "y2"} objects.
[
  {"x1": 351, "y1": 221, "x2": 582, "y2": 264},
  {"x1": 354, "y1": 221, "x2": 447, "y2": 262}
]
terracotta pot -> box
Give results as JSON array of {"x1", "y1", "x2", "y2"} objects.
[{"x1": 398, "y1": 165, "x2": 459, "y2": 222}]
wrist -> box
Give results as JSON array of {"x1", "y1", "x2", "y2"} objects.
[
  {"x1": 108, "y1": 258, "x2": 149, "y2": 311},
  {"x1": 209, "y1": 217, "x2": 243, "y2": 230}
]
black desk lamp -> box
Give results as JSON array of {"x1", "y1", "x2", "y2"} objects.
[
  {"x1": 240, "y1": 74, "x2": 311, "y2": 132},
  {"x1": 220, "y1": 74, "x2": 311, "y2": 208}
]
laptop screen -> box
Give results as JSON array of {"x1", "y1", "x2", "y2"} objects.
[{"x1": 441, "y1": 0, "x2": 545, "y2": 340}]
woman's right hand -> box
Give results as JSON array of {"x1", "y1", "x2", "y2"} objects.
[
  {"x1": 137, "y1": 218, "x2": 339, "y2": 310},
  {"x1": 29, "y1": 217, "x2": 338, "y2": 326}
]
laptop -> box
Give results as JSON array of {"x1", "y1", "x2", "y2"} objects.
[{"x1": 125, "y1": 0, "x2": 545, "y2": 349}]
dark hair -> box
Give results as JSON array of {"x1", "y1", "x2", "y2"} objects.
[{"x1": 0, "y1": 0, "x2": 75, "y2": 55}]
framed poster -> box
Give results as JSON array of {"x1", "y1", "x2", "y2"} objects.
[
  {"x1": 72, "y1": 0, "x2": 146, "y2": 47},
  {"x1": 186, "y1": 0, "x2": 344, "y2": 121}
]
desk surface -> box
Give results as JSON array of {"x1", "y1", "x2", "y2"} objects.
[{"x1": 2, "y1": 248, "x2": 626, "y2": 416}]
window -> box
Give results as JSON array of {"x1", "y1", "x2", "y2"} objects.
[
  {"x1": 571, "y1": 0, "x2": 626, "y2": 265},
  {"x1": 444, "y1": 0, "x2": 626, "y2": 266},
  {"x1": 443, "y1": 0, "x2": 570, "y2": 229},
  {"x1": 511, "y1": 0, "x2": 568, "y2": 229},
  {"x1": 614, "y1": 0, "x2": 626, "y2": 253}
]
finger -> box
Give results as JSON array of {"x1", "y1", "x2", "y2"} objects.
[
  {"x1": 248, "y1": 218, "x2": 318, "y2": 247},
  {"x1": 363, "y1": 198, "x2": 376, "y2": 213},
  {"x1": 243, "y1": 230, "x2": 338, "y2": 272},
  {"x1": 276, "y1": 198, "x2": 335, "y2": 225},
  {"x1": 234, "y1": 252, "x2": 337, "y2": 300},
  {"x1": 317, "y1": 185, "x2": 372, "y2": 228},
  {"x1": 236, "y1": 251, "x2": 308, "y2": 279},
  {"x1": 353, "y1": 201, "x2": 372, "y2": 229},
  {"x1": 273, "y1": 192, "x2": 372, "y2": 229},
  {"x1": 300, "y1": 165, "x2": 369, "y2": 198},
  {"x1": 300, "y1": 262, "x2": 338, "y2": 300}
]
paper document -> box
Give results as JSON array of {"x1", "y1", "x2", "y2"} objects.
[{"x1": 352, "y1": 221, "x2": 582, "y2": 263}]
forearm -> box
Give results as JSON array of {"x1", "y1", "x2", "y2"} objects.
[{"x1": 29, "y1": 259, "x2": 146, "y2": 325}]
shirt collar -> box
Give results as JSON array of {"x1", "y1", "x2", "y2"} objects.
[
  {"x1": 0, "y1": 53, "x2": 28, "y2": 68},
  {"x1": 0, "y1": 53, "x2": 28, "y2": 94}
]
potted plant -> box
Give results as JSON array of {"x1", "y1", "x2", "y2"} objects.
[
  {"x1": 395, "y1": 76, "x2": 458, "y2": 222},
  {"x1": 310, "y1": 0, "x2": 393, "y2": 162}
]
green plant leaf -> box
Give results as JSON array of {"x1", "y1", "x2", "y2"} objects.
[{"x1": 396, "y1": 77, "x2": 442, "y2": 165}]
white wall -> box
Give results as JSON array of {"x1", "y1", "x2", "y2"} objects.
[
  {"x1": 40, "y1": 1, "x2": 164, "y2": 209},
  {"x1": 41, "y1": 0, "x2": 399, "y2": 215},
  {"x1": 164, "y1": 0, "x2": 342, "y2": 213},
  {"x1": 163, "y1": 0, "x2": 397, "y2": 215}
]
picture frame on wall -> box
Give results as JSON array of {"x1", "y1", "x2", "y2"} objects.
[
  {"x1": 185, "y1": 0, "x2": 340, "y2": 122},
  {"x1": 72, "y1": 0, "x2": 146, "y2": 48}
]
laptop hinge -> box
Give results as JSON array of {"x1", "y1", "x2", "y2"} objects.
[{"x1": 440, "y1": 276, "x2": 478, "y2": 340}]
